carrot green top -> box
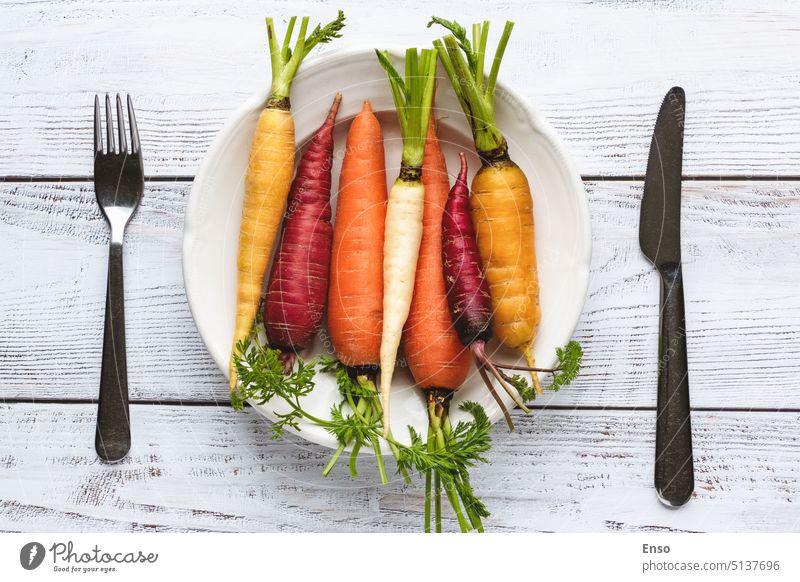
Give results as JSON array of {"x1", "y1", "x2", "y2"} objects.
[
  {"x1": 266, "y1": 11, "x2": 346, "y2": 108},
  {"x1": 375, "y1": 48, "x2": 438, "y2": 171},
  {"x1": 429, "y1": 18, "x2": 513, "y2": 161}
]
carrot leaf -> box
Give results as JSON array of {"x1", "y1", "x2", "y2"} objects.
[
  {"x1": 398, "y1": 397, "x2": 491, "y2": 532},
  {"x1": 508, "y1": 340, "x2": 585, "y2": 403},
  {"x1": 266, "y1": 11, "x2": 347, "y2": 105},
  {"x1": 551, "y1": 340, "x2": 584, "y2": 391},
  {"x1": 507, "y1": 373, "x2": 536, "y2": 403},
  {"x1": 375, "y1": 47, "x2": 438, "y2": 169},
  {"x1": 395, "y1": 401, "x2": 491, "y2": 477},
  {"x1": 303, "y1": 10, "x2": 347, "y2": 58},
  {"x1": 427, "y1": 16, "x2": 475, "y2": 71},
  {"x1": 231, "y1": 337, "x2": 329, "y2": 438},
  {"x1": 318, "y1": 358, "x2": 404, "y2": 484},
  {"x1": 329, "y1": 400, "x2": 380, "y2": 448},
  {"x1": 429, "y1": 17, "x2": 513, "y2": 157}
]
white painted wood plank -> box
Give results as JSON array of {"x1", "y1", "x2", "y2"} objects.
[
  {"x1": 1, "y1": 180, "x2": 798, "y2": 407},
  {"x1": 0, "y1": 181, "x2": 226, "y2": 400},
  {"x1": 2, "y1": 0, "x2": 800, "y2": 176},
  {"x1": 0, "y1": 404, "x2": 797, "y2": 532},
  {"x1": 546, "y1": 179, "x2": 800, "y2": 408}
]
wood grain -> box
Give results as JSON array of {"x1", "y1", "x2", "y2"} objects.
[
  {"x1": 2, "y1": 180, "x2": 798, "y2": 407},
  {"x1": 0, "y1": 403, "x2": 797, "y2": 532},
  {"x1": 2, "y1": 0, "x2": 800, "y2": 176},
  {"x1": 0, "y1": 181, "x2": 226, "y2": 401}
]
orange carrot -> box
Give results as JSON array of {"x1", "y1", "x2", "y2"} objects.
[
  {"x1": 403, "y1": 118, "x2": 471, "y2": 391},
  {"x1": 327, "y1": 101, "x2": 387, "y2": 367}
]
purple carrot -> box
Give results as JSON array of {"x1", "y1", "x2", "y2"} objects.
[
  {"x1": 441, "y1": 152, "x2": 493, "y2": 347},
  {"x1": 265, "y1": 93, "x2": 341, "y2": 372},
  {"x1": 442, "y1": 152, "x2": 540, "y2": 429}
]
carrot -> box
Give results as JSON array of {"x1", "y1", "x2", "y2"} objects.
[
  {"x1": 229, "y1": 12, "x2": 346, "y2": 392},
  {"x1": 327, "y1": 101, "x2": 387, "y2": 368},
  {"x1": 402, "y1": 119, "x2": 475, "y2": 533},
  {"x1": 443, "y1": 152, "x2": 538, "y2": 431},
  {"x1": 325, "y1": 101, "x2": 413, "y2": 486},
  {"x1": 375, "y1": 48, "x2": 438, "y2": 435},
  {"x1": 403, "y1": 117, "x2": 471, "y2": 392},
  {"x1": 430, "y1": 17, "x2": 543, "y2": 394},
  {"x1": 264, "y1": 93, "x2": 341, "y2": 372},
  {"x1": 441, "y1": 154, "x2": 494, "y2": 349}
]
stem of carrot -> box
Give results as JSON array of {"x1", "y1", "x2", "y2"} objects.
[
  {"x1": 348, "y1": 440, "x2": 362, "y2": 477},
  {"x1": 364, "y1": 404, "x2": 388, "y2": 485},
  {"x1": 371, "y1": 435, "x2": 388, "y2": 485},
  {"x1": 266, "y1": 11, "x2": 346, "y2": 104},
  {"x1": 425, "y1": 425, "x2": 434, "y2": 533},
  {"x1": 443, "y1": 476, "x2": 470, "y2": 532},
  {"x1": 431, "y1": 20, "x2": 513, "y2": 159},
  {"x1": 427, "y1": 388, "x2": 472, "y2": 533},
  {"x1": 366, "y1": 374, "x2": 412, "y2": 485},
  {"x1": 425, "y1": 470, "x2": 432, "y2": 533},
  {"x1": 323, "y1": 442, "x2": 346, "y2": 477},
  {"x1": 434, "y1": 472, "x2": 442, "y2": 533}
]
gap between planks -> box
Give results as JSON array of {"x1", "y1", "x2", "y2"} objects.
[{"x1": 2, "y1": 398, "x2": 800, "y2": 415}]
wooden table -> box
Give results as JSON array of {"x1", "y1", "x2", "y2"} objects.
[{"x1": 2, "y1": 0, "x2": 799, "y2": 532}]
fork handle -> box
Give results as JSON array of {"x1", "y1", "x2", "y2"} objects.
[{"x1": 95, "y1": 238, "x2": 131, "y2": 462}]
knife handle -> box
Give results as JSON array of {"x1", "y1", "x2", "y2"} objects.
[{"x1": 655, "y1": 263, "x2": 694, "y2": 506}]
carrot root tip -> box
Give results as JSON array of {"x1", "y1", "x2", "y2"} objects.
[
  {"x1": 523, "y1": 344, "x2": 543, "y2": 396},
  {"x1": 280, "y1": 351, "x2": 296, "y2": 375}
]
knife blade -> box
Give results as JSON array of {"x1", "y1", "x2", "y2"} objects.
[{"x1": 639, "y1": 86, "x2": 694, "y2": 507}]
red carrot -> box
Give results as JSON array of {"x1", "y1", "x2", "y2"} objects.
[
  {"x1": 264, "y1": 93, "x2": 341, "y2": 372},
  {"x1": 442, "y1": 152, "x2": 538, "y2": 430}
]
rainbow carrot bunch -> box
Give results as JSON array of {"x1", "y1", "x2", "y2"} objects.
[
  {"x1": 229, "y1": 12, "x2": 346, "y2": 391},
  {"x1": 228, "y1": 15, "x2": 585, "y2": 534}
]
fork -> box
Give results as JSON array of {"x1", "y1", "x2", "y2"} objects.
[{"x1": 93, "y1": 94, "x2": 144, "y2": 463}]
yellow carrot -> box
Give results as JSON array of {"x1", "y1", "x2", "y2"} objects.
[
  {"x1": 471, "y1": 162, "x2": 540, "y2": 360},
  {"x1": 229, "y1": 12, "x2": 346, "y2": 391},
  {"x1": 375, "y1": 48, "x2": 438, "y2": 434}
]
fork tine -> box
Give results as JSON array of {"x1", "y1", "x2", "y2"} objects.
[
  {"x1": 105, "y1": 94, "x2": 116, "y2": 154},
  {"x1": 116, "y1": 94, "x2": 128, "y2": 154},
  {"x1": 127, "y1": 95, "x2": 140, "y2": 154},
  {"x1": 94, "y1": 95, "x2": 103, "y2": 154}
]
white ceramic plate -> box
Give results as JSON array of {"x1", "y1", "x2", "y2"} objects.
[{"x1": 183, "y1": 47, "x2": 591, "y2": 450}]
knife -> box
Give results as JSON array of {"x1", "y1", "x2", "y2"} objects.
[{"x1": 639, "y1": 86, "x2": 694, "y2": 507}]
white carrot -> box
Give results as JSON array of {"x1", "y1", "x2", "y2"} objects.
[{"x1": 375, "y1": 48, "x2": 438, "y2": 435}]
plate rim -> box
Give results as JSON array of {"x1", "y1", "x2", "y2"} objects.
[{"x1": 182, "y1": 45, "x2": 593, "y2": 450}]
